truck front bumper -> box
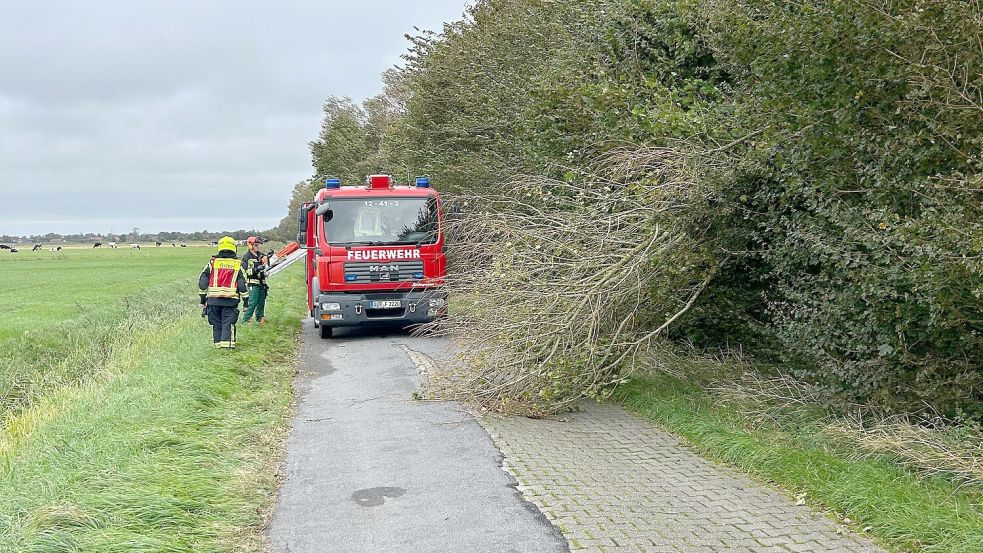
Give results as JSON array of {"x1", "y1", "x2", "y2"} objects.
[{"x1": 314, "y1": 289, "x2": 447, "y2": 327}]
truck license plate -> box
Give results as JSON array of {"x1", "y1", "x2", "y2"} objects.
[{"x1": 369, "y1": 300, "x2": 402, "y2": 309}]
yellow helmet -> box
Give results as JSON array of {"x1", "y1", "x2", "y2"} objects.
[{"x1": 217, "y1": 236, "x2": 237, "y2": 253}]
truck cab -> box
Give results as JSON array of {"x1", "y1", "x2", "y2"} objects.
[{"x1": 299, "y1": 175, "x2": 447, "y2": 338}]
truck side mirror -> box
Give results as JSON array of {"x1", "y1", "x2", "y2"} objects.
[{"x1": 297, "y1": 204, "x2": 311, "y2": 244}]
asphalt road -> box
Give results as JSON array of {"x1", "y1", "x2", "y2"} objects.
[{"x1": 268, "y1": 325, "x2": 568, "y2": 553}]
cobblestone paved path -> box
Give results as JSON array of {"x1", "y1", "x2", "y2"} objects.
[{"x1": 481, "y1": 402, "x2": 886, "y2": 553}]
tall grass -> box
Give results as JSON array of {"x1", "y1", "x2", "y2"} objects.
[
  {"x1": 1, "y1": 281, "x2": 196, "y2": 424},
  {"x1": 0, "y1": 267, "x2": 304, "y2": 552}
]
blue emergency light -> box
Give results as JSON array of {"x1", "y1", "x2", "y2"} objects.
[
  {"x1": 325, "y1": 178, "x2": 341, "y2": 189},
  {"x1": 415, "y1": 176, "x2": 430, "y2": 188},
  {"x1": 412, "y1": 271, "x2": 424, "y2": 279},
  {"x1": 345, "y1": 274, "x2": 357, "y2": 282}
]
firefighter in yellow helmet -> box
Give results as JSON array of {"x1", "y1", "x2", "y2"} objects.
[{"x1": 198, "y1": 236, "x2": 248, "y2": 349}]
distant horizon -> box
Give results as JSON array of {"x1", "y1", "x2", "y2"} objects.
[
  {"x1": 0, "y1": 229, "x2": 269, "y2": 241},
  {"x1": 0, "y1": 216, "x2": 282, "y2": 238}
]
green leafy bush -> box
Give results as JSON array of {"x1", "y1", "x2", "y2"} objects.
[{"x1": 695, "y1": 0, "x2": 982, "y2": 413}]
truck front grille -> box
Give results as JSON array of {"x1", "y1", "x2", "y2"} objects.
[
  {"x1": 344, "y1": 261, "x2": 424, "y2": 283},
  {"x1": 365, "y1": 308, "x2": 405, "y2": 319}
]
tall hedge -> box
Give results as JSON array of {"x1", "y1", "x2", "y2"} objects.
[
  {"x1": 293, "y1": 0, "x2": 982, "y2": 415},
  {"x1": 696, "y1": 0, "x2": 982, "y2": 413}
]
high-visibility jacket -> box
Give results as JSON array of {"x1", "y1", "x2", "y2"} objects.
[
  {"x1": 207, "y1": 258, "x2": 244, "y2": 298},
  {"x1": 198, "y1": 252, "x2": 248, "y2": 306}
]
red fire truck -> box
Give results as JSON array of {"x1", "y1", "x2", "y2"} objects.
[{"x1": 297, "y1": 174, "x2": 447, "y2": 338}]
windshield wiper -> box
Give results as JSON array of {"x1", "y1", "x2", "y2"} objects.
[
  {"x1": 334, "y1": 239, "x2": 433, "y2": 247},
  {"x1": 333, "y1": 241, "x2": 385, "y2": 247},
  {"x1": 390, "y1": 238, "x2": 436, "y2": 247}
]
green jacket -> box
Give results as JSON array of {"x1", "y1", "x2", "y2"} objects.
[{"x1": 241, "y1": 250, "x2": 268, "y2": 286}]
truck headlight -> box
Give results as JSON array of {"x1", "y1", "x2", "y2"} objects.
[
  {"x1": 429, "y1": 298, "x2": 447, "y2": 307},
  {"x1": 321, "y1": 302, "x2": 341, "y2": 311}
]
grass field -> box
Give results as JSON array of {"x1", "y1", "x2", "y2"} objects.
[
  {"x1": 0, "y1": 246, "x2": 303, "y2": 551},
  {"x1": 0, "y1": 247, "x2": 209, "y2": 342}
]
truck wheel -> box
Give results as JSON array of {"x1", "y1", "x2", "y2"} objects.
[{"x1": 319, "y1": 324, "x2": 333, "y2": 339}]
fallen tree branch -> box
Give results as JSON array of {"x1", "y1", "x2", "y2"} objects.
[{"x1": 422, "y1": 146, "x2": 715, "y2": 415}]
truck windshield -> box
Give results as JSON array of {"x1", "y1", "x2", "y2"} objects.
[{"x1": 322, "y1": 197, "x2": 438, "y2": 246}]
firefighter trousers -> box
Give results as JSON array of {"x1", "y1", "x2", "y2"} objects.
[
  {"x1": 207, "y1": 305, "x2": 239, "y2": 348},
  {"x1": 243, "y1": 285, "x2": 267, "y2": 321}
]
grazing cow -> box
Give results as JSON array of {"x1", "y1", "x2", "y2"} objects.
[
  {"x1": 0, "y1": 244, "x2": 10, "y2": 250},
  {"x1": 171, "y1": 243, "x2": 176, "y2": 247},
  {"x1": 10, "y1": 248, "x2": 17, "y2": 253},
  {"x1": 32, "y1": 244, "x2": 42, "y2": 251},
  {"x1": 129, "y1": 243, "x2": 140, "y2": 249},
  {"x1": 155, "y1": 241, "x2": 162, "y2": 247},
  {"x1": 180, "y1": 244, "x2": 188, "y2": 248},
  {"x1": 108, "y1": 242, "x2": 118, "y2": 248},
  {"x1": 93, "y1": 242, "x2": 102, "y2": 248}
]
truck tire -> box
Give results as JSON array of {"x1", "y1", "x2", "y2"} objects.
[{"x1": 319, "y1": 324, "x2": 333, "y2": 339}]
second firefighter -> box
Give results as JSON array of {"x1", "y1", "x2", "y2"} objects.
[{"x1": 241, "y1": 236, "x2": 270, "y2": 324}]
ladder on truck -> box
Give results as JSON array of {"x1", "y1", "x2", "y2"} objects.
[{"x1": 266, "y1": 248, "x2": 306, "y2": 278}]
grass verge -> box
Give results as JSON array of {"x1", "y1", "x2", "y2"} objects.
[
  {"x1": 1, "y1": 280, "x2": 197, "y2": 424},
  {"x1": 615, "y1": 369, "x2": 983, "y2": 553},
  {"x1": 0, "y1": 266, "x2": 304, "y2": 552}
]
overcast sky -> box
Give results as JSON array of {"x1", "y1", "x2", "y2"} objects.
[{"x1": 0, "y1": 0, "x2": 467, "y2": 236}]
